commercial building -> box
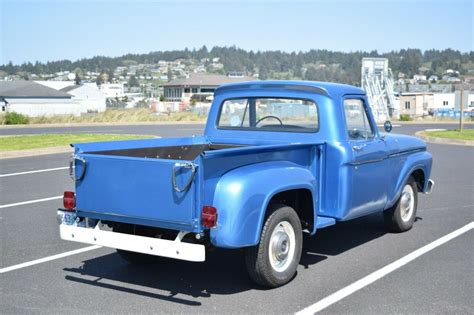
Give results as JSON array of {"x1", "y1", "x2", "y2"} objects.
[
  {"x1": 162, "y1": 73, "x2": 254, "y2": 102},
  {"x1": 398, "y1": 92, "x2": 433, "y2": 116},
  {"x1": 432, "y1": 93, "x2": 455, "y2": 110}
]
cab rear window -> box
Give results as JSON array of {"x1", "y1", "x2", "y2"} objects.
[{"x1": 217, "y1": 97, "x2": 318, "y2": 132}]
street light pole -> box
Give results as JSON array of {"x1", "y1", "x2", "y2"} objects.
[{"x1": 459, "y1": 84, "x2": 464, "y2": 132}]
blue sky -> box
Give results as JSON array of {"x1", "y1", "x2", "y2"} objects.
[{"x1": 0, "y1": 0, "x2": 472, "y2": 64}]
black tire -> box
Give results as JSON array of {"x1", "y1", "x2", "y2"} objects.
[
  {"x1": 384, "y1": 176, "x2": 418, "y2": 233},
  {"x1": 245, "y1": 204, "x2": 303, "y2": 288},
  {"x1": 113, "y1": 225, "x2": 158, "y2": 264}
]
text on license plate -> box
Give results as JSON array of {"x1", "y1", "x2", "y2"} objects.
[{"x1": 58, "y1": 211, "x2": 77, "y2": 225}]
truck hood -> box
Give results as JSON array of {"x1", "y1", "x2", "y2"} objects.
[{"x1": 384, "y1": 133, "x2": 427, "y2": 154}]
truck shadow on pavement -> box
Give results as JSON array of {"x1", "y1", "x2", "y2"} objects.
[{"x1": 63, "y1": 213, "x2": 388, "y2": 305}]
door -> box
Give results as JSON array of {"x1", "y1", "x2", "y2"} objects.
[{"x1": 343, "y1": 98, "x2": 388, "y2": 219}]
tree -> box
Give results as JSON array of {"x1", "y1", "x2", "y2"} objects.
[
  {"x1": 259, "y1": 66, "x2": 269, "y2": 80},
  {"x1": 99, "y1": 70, "x2": 109, "y2": 84},
  {"x1": 128, "y1": 75, "x2": 139, "y2": 87},
  {"x1": 304, "y1": 67, "x2": 319, "y2": 81},
  {"x1": 107, "y1": 69, "x2": 114, "y2": 83},
  {"x1": 74, "y1": 73, "x2": 81, "y2": 85}
]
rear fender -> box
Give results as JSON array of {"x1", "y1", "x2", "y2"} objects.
[{"x1": 210, "y1": 161, "x2": 317, "y2": 248}]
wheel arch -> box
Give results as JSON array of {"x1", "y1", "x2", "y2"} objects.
[{"x1": 210, "y1": 161, "x2": 317, "y2": 248}]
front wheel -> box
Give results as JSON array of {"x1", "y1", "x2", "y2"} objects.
[
  {"x1": 384, "y1": 176, "x2": 418, "y2": 232},
  {"x1": 245, "y1": 204, "x2": 303, "y2": 287}
]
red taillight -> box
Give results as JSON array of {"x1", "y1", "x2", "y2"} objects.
[
  {"x1": 63, "y1": 191, "x2": 75, "y2": 210},
  {"x1": 202, "y1": 206, "x2": 217, "y2": 228}
]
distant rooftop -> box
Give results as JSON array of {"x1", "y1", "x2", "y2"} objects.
[
  {"x1": 60, "y1": 85, "x2": 81, "y2": 92},
  {"x1": 163, "y1": 73, "x2": 254, "y2": 87},
  {"x1": 0, "y1": 80, "x2": 71, "y2": 98}
]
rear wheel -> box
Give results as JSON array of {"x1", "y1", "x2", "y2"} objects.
[
  {"x1": 384, "y1": 176, "x2": 418, "y2": 232},
  {"x1": 112, "y1": 225, "x2": 158, "y2": 264},
  {"x1": 245, "y1": 204, "x2": 303, "y2": 287}
]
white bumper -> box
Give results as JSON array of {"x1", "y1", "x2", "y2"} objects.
[{"x1": 59, "y1": 224, "x2": 205, "y2": 262}]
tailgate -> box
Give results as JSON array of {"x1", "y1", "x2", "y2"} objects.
[{"x1": 74, "y1": 154, "x2": 198, "y2": 231}]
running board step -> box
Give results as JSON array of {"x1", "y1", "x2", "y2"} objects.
[{"x1": 316, "y1": 216, "x2": 336, "y2": 229}]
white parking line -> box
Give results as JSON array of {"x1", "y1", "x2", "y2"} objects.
[
  {"x1": 296, "y1": 222, "x2": 474, "y2": 315},
  {"x1": 0, "y1": 245, "x2": 102, "y2": 274},
  {"x1": 0, "y1": 166, "x2": 69, "y2": 178},
  {"x1": 0, "y1": 195, "x2": 62, "y2": 209}
]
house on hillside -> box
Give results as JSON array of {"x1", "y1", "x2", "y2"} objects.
[
  {"x1": 162, "y1": 73, "x2": 254, "y2": 102},
  {"x1": 60, "y1": 85, "x2": 106, "y2": 113},
  {"x1": 0, "y1": 80, "x2": 79, "y2": 117}
]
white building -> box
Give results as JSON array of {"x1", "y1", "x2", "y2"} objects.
[
  {"x1": 413, "y1": 74, "x2": 427, "y2": 82},
  {"x1": 1, "y1": 80, "x2": 80, "y2": 117},
  {"x1": 97, "y1": 83, "x2": 125, "y2": 98},
  {"x1": 432, "y1": 93, "x2": 455, "y2": 110},
  {"x1": 61, "y1": 85, "x2": 106, "y2": 113},
  {"x1": 468, "y1": 93, "x2": 474, "y2": 110}
]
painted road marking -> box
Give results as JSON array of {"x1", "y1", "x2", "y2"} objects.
[
  {"x1": 376, "y1": 124, "x2": 401, "y2": 127},
  {"x1": 0, "y1": 245, "x2": 102, "y2": 274},
  {"x1": 0, "y1": 166, "x2": 69, "y2": 178},
  {"x1": 296, "y1": 222, "x2": 474, "y2": 315},
  {"x1": 0, "y1": 195, "x2": 62, "y2": 209}
]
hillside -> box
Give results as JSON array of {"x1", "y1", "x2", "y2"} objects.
[{"x1": 1, "y1": 46, "x2": 473, "y2": 85}]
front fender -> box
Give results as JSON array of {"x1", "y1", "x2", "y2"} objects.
[
  {"x1": 386, "y1": 150, "x2": 433, "y2": 208},
  {"x1": 210, "y1": 161, "x2": 317, "y2": 248}
]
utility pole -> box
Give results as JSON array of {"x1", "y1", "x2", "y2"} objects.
[{"x1": 459, "y1": 84, "x2": 464, "y2": 132}]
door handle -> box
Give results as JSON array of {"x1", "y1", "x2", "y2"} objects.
[{"x1": 352, "y1": 144, "x2": 367, "y2": 151}]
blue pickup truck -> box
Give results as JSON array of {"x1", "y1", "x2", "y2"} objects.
[{"x1": 59, "y1": 81, "x2": 434, "y2": 287}]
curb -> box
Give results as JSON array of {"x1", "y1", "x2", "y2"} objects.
[
  {"x1": 415, "y1": 131, "x2": 474, "y2": 147},
  {"x1": 394, "y1": 121, "x2": 474, "y2": 125},
  {"x1": 0, "y1": 121, "x2": 206, "y2": 129},
  {"x1": 0, "y1": 136, "x2": 162, "y2": 159},
  {"x1": 0, "y1": 146, "x2": 73, "y2": 159}
]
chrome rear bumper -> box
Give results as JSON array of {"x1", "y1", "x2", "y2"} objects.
[{"x1": 60, "y1": 224, "x2": 205, "y2": 262}]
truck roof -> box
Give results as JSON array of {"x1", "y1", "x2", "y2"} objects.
[{"x1": 215, "y1": 80, "x2": 365, "y2": 98}]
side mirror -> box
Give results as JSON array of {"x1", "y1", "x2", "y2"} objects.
[{"x1": 384, "y1": 121, "x2": 392, "y2": 133}]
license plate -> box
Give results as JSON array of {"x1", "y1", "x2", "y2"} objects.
[{"x1": 57, "y1": 210, "x2": 77, "y2": 225}]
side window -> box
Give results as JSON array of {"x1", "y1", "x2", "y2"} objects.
[{"x1": 344, "y1": 99, "x2": 374, "y2": 140}]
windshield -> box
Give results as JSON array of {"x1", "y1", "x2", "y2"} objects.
[{"x1": 217, "y1": 97, "x2": 318, "y2": 132}]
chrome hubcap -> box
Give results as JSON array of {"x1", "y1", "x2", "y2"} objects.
[
  {"x1": 269, "y1": 221, "x2": 295, "y2": 272},
  {"x1": 400, "y1": 184, "x2": 415, "y2": 222}
]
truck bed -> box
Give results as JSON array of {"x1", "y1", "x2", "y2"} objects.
[
  {"x1": 85, "y1": 143, "x2": 247, "y2": 160},
  {"x1": 71, "y1": 137, "x2": 319, "y2": 233}
]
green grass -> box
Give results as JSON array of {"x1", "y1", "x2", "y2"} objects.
[
  {"x1": 28, "y1": 109, "x2": 206, "y2": 124},
  {"x1": 0, "y1": 134, "x2": 154, "y2": 151},
  {"x1": 424, "y1": 129, "x2": 474, "y2": 141},
  {"x1": 0, "y1": 109, "x2": 207, "y2": 125}
]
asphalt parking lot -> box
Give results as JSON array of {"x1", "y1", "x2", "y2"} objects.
[{"x1": 0, "y1": 123, "x2": 473, "y2": 314}]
